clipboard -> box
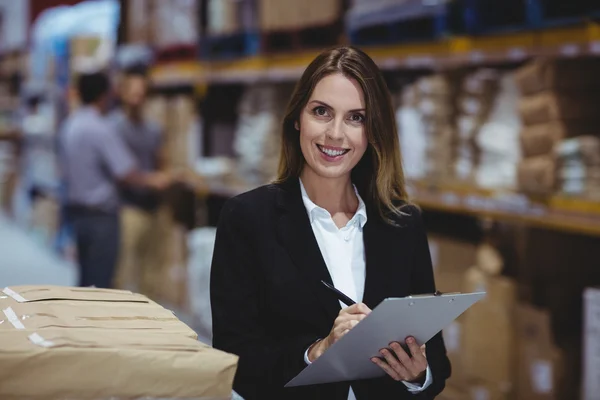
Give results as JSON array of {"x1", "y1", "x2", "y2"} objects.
[{"x1": 285, "y1": 291, "x2": 485, "y2": 387}]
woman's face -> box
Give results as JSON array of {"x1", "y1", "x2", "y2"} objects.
[{"x1": 298, "y1": 73, "x2": 368, "y2": 181}]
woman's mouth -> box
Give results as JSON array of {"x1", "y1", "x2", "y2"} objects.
[{"x1": 316, "y1": 144, "x2": 350, "y2": 160}]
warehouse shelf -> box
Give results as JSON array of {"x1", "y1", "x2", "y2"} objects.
[
  {"x1": 198, "y1": 178, "x2": 600, "y2": 238},
  {"x1": 150, "y1": 24, "x2": 600, "y2": 86}
]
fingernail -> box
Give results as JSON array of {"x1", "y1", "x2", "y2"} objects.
[
  {"x1": 407, "y1": 337, "x2": 414, "y2": 344},
  {"x1": 380, "y1": 349, "x2": 386, "y2": 356}
]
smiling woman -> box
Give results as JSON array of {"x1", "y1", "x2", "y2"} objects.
[{"x1": 210, "y1": 46, "x2": 451, "y2": 400}]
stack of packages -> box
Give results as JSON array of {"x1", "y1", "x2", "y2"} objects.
[
  {"x1": 428, "y1": 234, "x2": 478, "y2": 398},
  {"x1": 260, "y1": 0, "x2": 340, "y2": 32},
  {"x1": 397, "y1": 75, "x2": 456, "y2": 182},
  {"x1": 461, "y1": 243, "x2": 517, "y2": 400},
  {"x1": 233, "y1": 83, "x2": 292, "y2": 185},
  {"x1": 515, "y1": 58, "x2": 600, "y2": 196},
  {"x1": 207, "y1": 0, "x2": 257, "y2": 36},
  {"x1": 140, "y1": 95, "x2": 202, "y2": 309},
  {"x1": 454, "y1": 69, "x2": 499, "y2": 183},
  {"x1": 0, "y1": 285, "x2": 238, "y2": 399},
  {"x1": 436, "y1": 236, "x2": 567, "y2": 400},
  {"x1": 474, "y1": 72, "x2": 522, "y2": 190}
]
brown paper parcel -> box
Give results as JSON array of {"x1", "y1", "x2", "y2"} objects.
[
  {"x1": 519, "y1": 92, "x2": 600, "y2": 125},
  {"x1": 1, "y1": 285, "x2": 149, "y2": 304},
  {"x1": 0, "y1": 328, "x2": 238, "y2": 400},
  {"x1": 0, "y1": 302, "x2": 197, "y2": 338}
]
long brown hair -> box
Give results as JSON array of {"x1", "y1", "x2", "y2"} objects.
[{"x1": 275, "y1": 46, "x2": 410, "y2": 224}]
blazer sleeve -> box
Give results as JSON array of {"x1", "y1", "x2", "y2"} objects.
[
  {"x1": 409, "y1": 208, "x2": 452, "y2": 398},
  {"x1": 210, "y1": 197, "x2": 319, "y2": 398}
]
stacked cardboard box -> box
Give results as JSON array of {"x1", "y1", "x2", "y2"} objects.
[
  {"x1": 428, "y1": 235, "x2": 476, "y2": 395},
  {"x1": 454, "y1": 69, "x2": 500, "y2": 182},
  {"x1": 515, "y1": 304, "x2": 565, "y2": 400},
  {"x1": 259, "y1": 0, "x2": 340, "y2": 31},
  {"x1": 126, "y1": 0, "x2": 199, "y2": 47},
  {"x1": 0, "y1": 285, "x2": 238, "y2": 399},
  {"x1": 515, "y1": 59, "x2": 600, "y2": 196},
  {"x1": 463, "y1": 267, "x2": 517, "y2": 400}
]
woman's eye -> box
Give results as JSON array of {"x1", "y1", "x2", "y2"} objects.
[
  {"x1": 350, "y1": 113, "x2": 365, "y2": 123},
  {"x1": 313, "y1": 106, "x2": 328, "y2": 117}
]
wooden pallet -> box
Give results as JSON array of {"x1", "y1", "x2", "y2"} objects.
[{"x1": 261, "y1": 22, "x2": 342, "y2": 54}]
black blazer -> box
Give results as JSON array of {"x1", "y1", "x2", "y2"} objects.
[{"x1": 210, "y1": 178, "x2": 451, "y2": 400}]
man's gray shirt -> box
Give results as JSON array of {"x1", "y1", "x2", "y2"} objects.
[
  {"x1": 108, "y1": 110, "x2": 162, "y2": 211},
  {"x1": 60, "y1": 106, "x2": 135, "y2": 213}
]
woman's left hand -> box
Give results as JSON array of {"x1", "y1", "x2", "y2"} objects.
[{"x1": 370, "y1": 337, "x2": 427, "y2": 382}]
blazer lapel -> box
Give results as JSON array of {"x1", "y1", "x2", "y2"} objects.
[
  {"x1": 275, "y1": 179, "x2": 341, "y2": 323},
  {"x1": 362, "y1": 214, "x2": 405, "y2": 309}
]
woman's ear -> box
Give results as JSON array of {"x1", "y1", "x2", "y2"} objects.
[{"x1": 294, "y1": 121, "x2": 300, "y2": 131}]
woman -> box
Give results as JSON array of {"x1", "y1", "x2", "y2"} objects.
[{"x1": 210, "y1": 46, "x2": 451, "y2": 400}]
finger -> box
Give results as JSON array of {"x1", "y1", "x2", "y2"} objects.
[
  {"x1": 404, "y1": 338, "x2": 428, "y2": 375},
  {"x1": 371, "y1": 357, "x2": 401, "y2": 381},
  {"x1": 406, "y1": 337, "x2": 422, "y2": 358},
  {"x1": 389, "y1": 342, "x2": 414, "y2": 371},
  {"x1": 333, "y1": 320, "x2": 359, "y2": 340},
  {"x1": 420, "y1": 344, "x2": 427, "y2": 358},
  {"x1": 336, "y1": 312, "x2": 368, "y2": 323},
  {"x1": 380, "y1": 348, "x2": 410, "y2": 381},
  {"x1": 343, "y1": 302, "x2": 372, "y2": 315}
]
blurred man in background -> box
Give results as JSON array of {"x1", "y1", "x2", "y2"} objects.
[
  {"x1": 60, "y1": 71, "x2": 171, "y2": 289},
  {"x1": 109, "y1": 68, "x2": 167, "y2": 297}
]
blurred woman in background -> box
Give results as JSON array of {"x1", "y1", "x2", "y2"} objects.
[{"x1": 210, "y1": 46, "x2": 451, "y2": 399}]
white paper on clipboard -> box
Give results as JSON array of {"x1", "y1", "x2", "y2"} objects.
[{"x1": 285, "y1": 291, "x2": 486, "y2": 387}]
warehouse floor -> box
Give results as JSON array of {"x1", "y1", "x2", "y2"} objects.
[{"x1": 0, "y1": 213, "x2": 77, "y2": 287}]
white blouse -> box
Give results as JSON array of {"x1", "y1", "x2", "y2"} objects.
[{"x1": 299, "y1": 179, "x2": 432, "y2": 399}]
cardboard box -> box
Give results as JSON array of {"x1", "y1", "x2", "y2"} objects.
[
  {"x1": 126, "y1": 0, "x2": 152, "y2": 43},
  {"x1": 517, "y1": 156, "x2": 556, "y2": 195},
  {"x1": 463, "y1": 268, "x2": 517, "y2": 390},
  {"x1": 0, "y1": 328, "x2": 238, "y2": 399},
  {"x1": 521, "y1": 121, "x2": 600, "y2": 158},
  {"x1": 468, "y1": 380, "x2": 511, "y2": 400},
  {"x1": 0, "y1": 302, "x2": 197, "y2": 338},
  {"x1": 516, "y1": 304, "x2": 564, "y2": 400},
  {"x1": 515, "y1": 58, "x2": 600, "y2": 96},
  {"x1": 428, "y1": 234, "x2": 477, "y2": 293},
  {"x1": 583, "y1": 287, "x2": 600, "y2": 400},
  {"x1": 1, "y1": 285, "x2": 149, "y2": 304},
  {"x1": 259, "y1": 0, "x2": 339, "y2": 31},
  {"x1": 443, "y1": 319, "x2": 468, "y2": 389},
  {"x1": 519, "y1": 92, "x2": 600, "y2": 125}
]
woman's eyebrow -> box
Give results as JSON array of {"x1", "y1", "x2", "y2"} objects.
[{"x1": 308, "y1": 99, "x2": 365, "y2": 112}]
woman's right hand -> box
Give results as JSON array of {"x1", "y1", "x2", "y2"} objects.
[{"x1": 308, "y1": 303, "x2": 371, "y2": 362}]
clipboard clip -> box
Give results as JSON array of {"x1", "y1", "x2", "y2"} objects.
[{"x1": 408, "y1": 291, "x2": 461, "y2": 298}]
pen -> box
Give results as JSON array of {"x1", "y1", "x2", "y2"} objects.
[{"x1": 321, "y1": 280, "x2": 356, "y2": 307}]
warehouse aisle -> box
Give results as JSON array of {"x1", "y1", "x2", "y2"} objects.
[{"x1": 0, "y1": 214, "x2": 77, "y2": 287}]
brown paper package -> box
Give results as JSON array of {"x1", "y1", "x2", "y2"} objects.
[
  {"x1": 515, "y1": 304, "x2": 565, "y2": 400},
  {"x1": 521, "y1": 122, "x2": 600, "y2": 158},
  {"x1": 0, "y1": 328, "x2": 238, "y2": 400},
  {"x1": 463, "y1": 267, "x2": 517, "y2": 394},
  {"x1": 515, "y1": 59, "x2": 600, "y2": 96},
  {"x1": 519, "y1": 92, "x2": 600, "y2": 126},
  {"x1": 517, "y1": 156, "x2": 557, "y2": 195},
  {"x1": 0, "y1": 302, "x2": 197, "y2": 338}
]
